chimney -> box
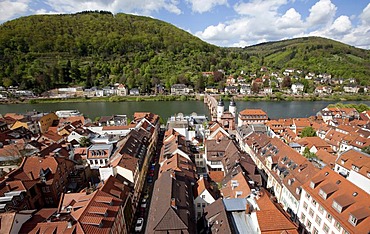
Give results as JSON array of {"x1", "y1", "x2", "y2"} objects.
[
  {"x1": 67, "y1": 221, "x2": 73, "y2": 228},
  {"x1": 171, "y1": 198, "x2": 177, "y2": 209},
  {"x1": 245, "y1": 203, "x2": 251, "y2": 214}
]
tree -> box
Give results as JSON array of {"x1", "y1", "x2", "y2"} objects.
[
  {"x1": 251, "y1": 82, "x2": 260, "y2": 94},
  {"x1": 300, "y1": 126, "x2": 317, "y2": 137},
  {"x1": 362, "y1": 146, "x2": 370, "y2": 155},
  {"x1": 79, "y1": 137, "x2": 92, "y2": 147},
  {"x1": 282, "y1": 76, "x2": 291, "y2": 88},
  {"x1": 303, "y1": 147, "x2": 317, "y2": 159}
]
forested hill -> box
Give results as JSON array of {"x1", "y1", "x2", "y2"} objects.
[
  {"x1": 244, "y1": 37, "x2": 370, "y2": 82},
  {"x1": 0, "y1": 11, "x2": 369, "y2": 94}
]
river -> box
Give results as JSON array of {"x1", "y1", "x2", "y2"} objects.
[{"x1": 1, "y1": 100, "x2": 370, "y2": 121}]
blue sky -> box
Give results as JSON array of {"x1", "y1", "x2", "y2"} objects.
[{"x1": 1, "y1": 0, "x2": 369, "y2": 49}]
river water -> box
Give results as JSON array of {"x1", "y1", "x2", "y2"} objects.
[{"x1": 1, "y1": 100, "x2": 370, "y2": 121}]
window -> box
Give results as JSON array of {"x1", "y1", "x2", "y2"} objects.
[
  {"x1": 318, "y1": 205, "x2": 324, "y2": 214},
  {"x1": 343, "y1": 229, "x2": 350, "y2": 234},
  {"x1": 197, "y1": 203, "x2": 201, "y2": 208},
  {"x1": 332, "y1": 200, "x2": 342, "y2": 213},
  {"x1": 305, "y1": 193, "x2": 311, "y2": 200},
  {"x1": 309, "y1": 208, "x2": 314, "y2": 217},
  {"x1": 45, "y1": 197, "x2": 53, "y2": 204},
  {"x1": 202, "y1": 203, "x2": 206, "y2": 208},
  {"x1": 326, "y1": 213, "x2": 333, "y2": 222},
  {"x1": 334, "y1": 221, "x2": 341, "y2": 231},
  {"x1": 348, "y1": 215, "x2": 357, "y2": 226},
  {"x1": 312, "y1": 199, "x2": 317, "y2": 206},
  {"x1": 296, "y1": 187, "x2": 302, "y2": 195},
  {"x1": 323, "y1": 223, "x2": 329, "y2": 233},
  {"x1": 202, "y1": 195, "x2": 205, "y2": 199},
  {"x1": 306, "y1": 220, "x2": 312, "y2": 230},
  {"x1": 42, "y1": 186, "x2": 50, "y2": 193},
  {"x1": 315, "y1": 215, "x2": 322, "y2": 225},
  {"x1": 319, "y1": 189, "x2": 327, "y2": 199},
  {"x1": 301, "y1": 213, "x2": 306, "y2": 222},
  {"x1": 303, "y1": 202, "x2": 308, "y2": 210},
  {"x1": 351, "y1": 165, "x2": 359, "y2": 172},
  {"x1": 313, "y1": 228, "x2": 319, "y2": 234}
]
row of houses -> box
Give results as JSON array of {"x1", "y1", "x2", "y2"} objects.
[
  {"x1": 1, "y1": 103, "x2": 370, "y2": 233},
  {"x1": 144, "y1": 111, "x2": 302, "y2": 233},
  {"x1": 0, "y1": 110, "x2": 160, "y2": 233}
]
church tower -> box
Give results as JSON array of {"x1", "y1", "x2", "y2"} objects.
[
  {"x1": 217, "y1": 98, "x2": 224, "y2": 122},
  {"x1": 229, "y1": 98, "x2": 237, "y2": 117}
]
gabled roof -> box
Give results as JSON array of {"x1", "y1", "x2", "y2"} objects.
[
  {"x1": 159, "y1": 153, "x2": 196, "y2": 181},
  {"x1": 239, "y1": 109, "x2": 268, "y2": 116},
  {"x1": 194, "y1": 176, "x2": 217, "y2": 199},
  {"x1": 302, "y1": 167, "x2": 370, "y2": 234},
  {"x1": 221, "y1": 171, "x2": 251, "y2": 199},
  {"x1": 255, "y1": 189, "x2": 298, "y2": 233},
  {"x1": 58, "y1": 189, "x2": 123, "y2": 234},
  {"x1": 39, "y1": 130, "x2": 63, "y2": 143},
  {"x1": 97, "y1": 175, "x2": 131, "y2": 201},
  {"x1": 204, "y1": 198, "x2": 232, "y2": 233},
  {"x1": 146, "y1": 171, "x2": 195, "y2": 233},
  {"x1": 337, "y1": 149, "x2": 370, "y2": 178}
]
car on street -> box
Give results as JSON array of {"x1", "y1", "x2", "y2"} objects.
[
  {"x1": 135, "y1": 218, "x2": 144, "y2": 232},
  {"x1": 141, "y1": 198, "x2": 147, "y2": 208},
  {"x1": 147, "y1": 176, "x2": 153, "y2": 183}
]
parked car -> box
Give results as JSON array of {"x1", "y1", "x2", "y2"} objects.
[
  {"x1": 141, "y1": 198, "x2": 147, "y2": 208},
  {"x1": 147, "y1": 176, "x2": 153, "y2": 183},
  {"x1": 135, "y1": 218, "x2": 144, "y2": 232}
]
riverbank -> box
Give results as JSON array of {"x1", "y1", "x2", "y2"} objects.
[{"x1": 1, "y1": 93, "x2": 369, "y2": 104}]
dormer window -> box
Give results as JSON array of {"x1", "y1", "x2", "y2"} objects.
[
  {"x1": 310, "y1": 181, "x2": 315, "y2": 189},
  {"x1": 332, "y1": 200, "x2": 343, "y2": 213},
  {"x1": 319, "y1": 189, "x2": 327, "y2": 200},
  {"x1": 352, "y1": 165, "x2": 359, "y2": 172},
  {"x1": 296, "y1": 187, "x2": 302, "y2": 195},
  {"x1": 348, "y1": 215, "x2": 357, "y2": 226}
]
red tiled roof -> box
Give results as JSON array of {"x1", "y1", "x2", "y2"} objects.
[
  {"x1": 239, "y1": 109, "x2": 267, "y2": 116},
  {"x1": 302, "y1": 167, "x2": 370, "y2": 234}
]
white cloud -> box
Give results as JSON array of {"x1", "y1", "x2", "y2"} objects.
[
  {"x1": 360, "y1": 3, "x2": 370, "y2": 24},
  {"x1": 0, "y1": 0, "x2": 30, "y2": 21},
  {"x1": 277, "y1": 8, "x2": 304, "y2": 29},
  {"x1": 195, "y1": 0, "x2": 370, "y2": 49},
  {"x1": 186, "y1": 0, "x2": 228, "y2": 14},
  {"x1": 196, "y1": 0, "x2": 304, "y2": 46},
  {"x1": 234, "y1": 0, "x2": 288, "y2": 16},
  {"x1": 329, "y1": 15, "x2": 352, "y2": 34},
  {"x1": 44, "y1": 0, "x2": 182, "y2": 15},
  {"x1": 306, "y1": 0, "x2": 336, "y2": 27},
  {"x1": 34, "y1": 9, "x2": 62, "y2": 15}
]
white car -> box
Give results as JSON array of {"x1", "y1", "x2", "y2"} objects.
[
  {"x1": 135, "y1": 218, "x2": 144, "y2": 232},
  {"x1": 141, "y1": 198, "x2": 147, "y2": 208}
]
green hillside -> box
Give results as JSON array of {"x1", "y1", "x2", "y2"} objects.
[
  {"x1": 244, "y1": 37, "x2": 370, "y2": 83},
  {"x1": 0, "y1": 11, "x2": 369, "y2": 94}
]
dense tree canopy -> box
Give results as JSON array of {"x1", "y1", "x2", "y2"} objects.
[
  {"x1": 300, "y1": 127, "x2": 317, "y2": 138},
  {"x1": 0, "y1": 11, "x2": 369, "y2": 94}
]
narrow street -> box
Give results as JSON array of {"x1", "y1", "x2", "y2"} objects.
[{"x1": 130, "y1": 128, "x2": 164, "y2": 233}]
